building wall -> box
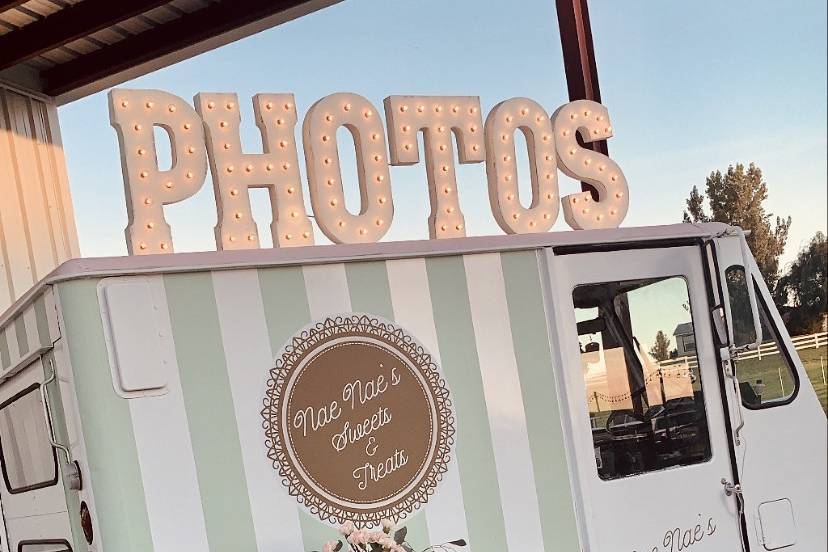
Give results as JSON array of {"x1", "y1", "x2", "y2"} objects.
[{"x1": 0, "y1": 85, "x2": 79, "y2": 313}]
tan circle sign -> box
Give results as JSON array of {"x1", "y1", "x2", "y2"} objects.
[{"x1": 262, "y1": 314, "x2": 455, "y2": 525}]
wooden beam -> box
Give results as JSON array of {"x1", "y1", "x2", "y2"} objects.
[
  {"x1": 0, "y1": 0, "x2": 170, "y2": 71},
  {"x1": 0, "y1": 1, "x2": 28, "y2": 13},
  {"x1": 42, "y1": 0, "x2": 315, "y2": 97}
]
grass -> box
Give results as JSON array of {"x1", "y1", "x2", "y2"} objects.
[{"x1": 737, "y1": 344, "x2": 827, "y2": 414}]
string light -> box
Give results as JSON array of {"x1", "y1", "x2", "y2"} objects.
[
  {"x1": 552, "y1": 99, "x2": 629, "y2": 230},
  {"x1": 484, "y1": 97, "x2": 559, "y2": 234},
  {"x1": 108, "y1": 89, "x2": 208, "y2": 255},
  {"x1": 195, "y1": 92, "x2": 314, "y2": 249},
  {"x1": 112, "y1": 89, "x2": 632, "y2": 254},
  {"x1": 303, "y1": 92, "x2": 393, "y2": 243},
  {"x1": 383, "y1": 95, "x2": 485, "y2": 238}
]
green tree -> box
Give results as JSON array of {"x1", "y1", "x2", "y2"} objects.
[
  {"x1": 683, "y1": 163, "x2": 791, "y2": 288},
  {"x1": 649, "y1": 330, "x2": 671, "y2": 362},
  {"x1": 773, "y1": 232, "x2": 827, "y2": 334}
]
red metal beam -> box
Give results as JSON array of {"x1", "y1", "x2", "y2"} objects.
[{"x1": 556, "y1": 0, "x2": 606, "y2": 199}]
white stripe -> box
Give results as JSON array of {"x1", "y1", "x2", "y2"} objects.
[
  {"x1": 5, "y1": 324, "x2": 19, "y2": 363},
  {"x1": 43, "y1": 288, "x2": 61, "y2": 343},
  {"x1": 386, "y1": 258, "x2": 471, "y2": 548},
  {"x1": 23, "y1": 306, "x2": 39, "y2": 350},
  {"x1": 303, "y1": 264, "x2": 351, "y2": 316},
  {"x1": 300, "y1": 263, "x2": 350, "y2": 535},
  {"x1": 212, "y1": 269, "x2": 304, "y2": 550},
  {"x1": 463, "y1": 253, "x2": 545, "y2": 551},
  {"x1": 128, "y1": 276, "x2": 210, "y2": 551}
]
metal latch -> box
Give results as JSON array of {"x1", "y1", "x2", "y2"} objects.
[{"x1": 721, "y1": 478, "x2": 742, "y2": 497}]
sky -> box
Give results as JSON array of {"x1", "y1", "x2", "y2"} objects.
[{"x1": 59, "y1": 0, "x2": 828, "y2": 269}]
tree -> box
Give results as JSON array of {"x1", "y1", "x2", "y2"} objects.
[
  {"x1": 650, "y1": 330, "x2": 671, "y2": 362},
  {"x1": 773, "y1": 232, "x2": 827, "y2": 334},
  {"x1": 683, "y1": 163, "x2": 791, "y2": 288}
]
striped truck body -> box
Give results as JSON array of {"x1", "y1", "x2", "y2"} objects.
[{"x1": 50, "y1": 250, "x2": 580, "y2": 552}]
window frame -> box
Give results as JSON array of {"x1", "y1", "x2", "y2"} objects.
[
  {"x1": 738, "y1": 278, "x2": 801, "y2": 410},
  {"x1": 573, "y1": 275, "x2": 714, "y2": 481},
  {"x1": 723, "y1": 263, "x2": 802, "y2": 410},
  {"x1": 17, "y1": 539, "x2": 73, "y2": 552},
  {"x1": 0, "y1": 383, "x2": 59, "y2": 495}
]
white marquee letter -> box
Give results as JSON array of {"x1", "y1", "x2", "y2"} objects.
[
  {"x1": 484, "y1": 98, "x2": 559, "y2": 234},
  {"x1": 552, "y1": 100, "x2": 629, "y2": 230},
  {"x1": 384, "y1": 96, "x2": 485, "y2": 238},
  {"x1": 109, "y1": 89, "x2": 207, "y2": 255},
  {"x1": 196, "y1": 93, "x2": 313, "y2": 249},
  {"x1": 303, "y1": 93, "x2": 393, "y2": 244}
]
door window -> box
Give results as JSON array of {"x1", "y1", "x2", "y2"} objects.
[
  {"x1": 574, "y1": 276, "x2": 712, "y2": 480},
  {"x1": 0, "y1": 384, "x2": 58, "y2": 493},
  {"x1": 725, "y1": 266, "x2": 800, "y2": 408}
]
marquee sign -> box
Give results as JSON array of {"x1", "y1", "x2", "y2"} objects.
[
  {"x1": 261, "y1": 315, "x2": 454, "y2": 525},
  {"x1": 109, "y1": 90, "x2": 629, "y2": 255}
]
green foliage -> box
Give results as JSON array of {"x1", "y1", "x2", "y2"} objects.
[
  {"x1": 774, "y1": 232, "x2": 827, "y2": 334},
  {"x1": 649, "y1": 330, "x2": 671, "y2": 362},
  {"x1": 683, "y1": 163, "x2": 791, "y2": 289}
]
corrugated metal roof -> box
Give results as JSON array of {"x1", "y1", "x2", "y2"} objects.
[{"x1": 0, "y1": 0, "x2": 341, "y2": 104}]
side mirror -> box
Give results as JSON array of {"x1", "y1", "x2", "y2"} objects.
[
  {"x1": 736, "y1": 229, "x2": 763, "y2": 352},
  {"x1": 711, "y1": 305, "x2": 729, "y2": 348}
]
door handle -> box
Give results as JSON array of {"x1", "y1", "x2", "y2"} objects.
[
  {"x1": 721, "y1": 478, "x2": 742, "y2": 497},
  {"x1": 41, "y1": 358, "x2": 83, "y2": 491}
]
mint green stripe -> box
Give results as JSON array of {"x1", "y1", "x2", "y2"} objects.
[
  {"x1": 0, "y1": 330, "x2": 9, "y2": 368},
  {"x1": 14, "y1": 316, "x2": 28, "y2": 356},
  {"x1": 34, "y1": 296, "x2": 52, "y2": 348},
  {"x1": 344, "y1": 261, "x2": 429, "y2": 546},
  {"x1": 57, "y1": 280, "x2": 153, "y2": 552},
  {"x1": 425, "y1": 256, "x2": 508, "y2": 551},
  {"x1": 501, "y1": 251, "x2": 580, "y2": 550},
  {"x1": 258, "y1": 266, "x2": 312, "y2": 352},
  {"x1": 298, "y1": 510, "x2": 339, "y2": 552},
  {"x1": 345, "y1": 261, "x2": 394, "y2": 320},
  {"x1": 257, "y1": 267, "x2": 341, "y2": 549},
  {"x1": 42, "y1": 350, "x2": 86, "y2": 552},
  {"x1": 164, "y1": 274, "x2": 257, "y2": 552}
]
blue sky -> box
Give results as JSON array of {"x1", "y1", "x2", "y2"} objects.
[{"x1": 59, "y1": 0, "x2": 827, "y2": 268}]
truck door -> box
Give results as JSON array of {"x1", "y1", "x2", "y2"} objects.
[
  {"x1": 0, "y1": 357, "x2": 74, "y2": 551},
  {"x1": 713, "y1": 235, "x2": 827, "y2": 551},
  {"x1": 546, "y1": 245, "x2": 744, "y2": 552}
]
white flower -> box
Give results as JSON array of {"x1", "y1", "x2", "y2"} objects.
[
  {"x1": 381, "y1": 519, "x2": 395, "y2": 534},
  {"x1": 323, "y1": 541, "x2": 338, "y2": 552},
  {"x1": 354, "y1": 529, "x2": 368, "y2": 545},
  {"x1": 339, "y1": 521, "x2": 356, "y2": 537}
]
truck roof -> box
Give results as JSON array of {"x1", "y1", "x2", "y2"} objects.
[
  {"x1": 51, "y1": 221, "x2": 732, "y2": 280},
  {"x1": 2, "y1": 221, "x2": 733, "y2": 325}
]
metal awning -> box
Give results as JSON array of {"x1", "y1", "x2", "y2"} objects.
[{"x1": 0, "y1": 0, "x2": 341, "y2": 104}]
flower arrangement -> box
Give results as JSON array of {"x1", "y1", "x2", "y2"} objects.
[{"x1": 316, "y1": 519, "x2": 467, "y2": 552}]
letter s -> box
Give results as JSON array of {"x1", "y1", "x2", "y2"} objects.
[{"x1": 552, "y1": 100, "x2": 629, "y2": 230}]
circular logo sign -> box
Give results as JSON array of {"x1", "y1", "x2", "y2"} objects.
[{"x1": 262, "y1": 314, "x2": 455, "y2": 525}]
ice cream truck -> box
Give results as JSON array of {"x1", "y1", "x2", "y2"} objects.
[
  {"x1": 0, "y1": 1, "x2": 825, "y2": 552},
  {"x1": 0, "y1": 220, "x2": 825, "y2": 552}
]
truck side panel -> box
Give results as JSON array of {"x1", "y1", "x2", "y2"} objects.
[{"x1": 56, "y1": 250, "x2": 581, "y2": 552}]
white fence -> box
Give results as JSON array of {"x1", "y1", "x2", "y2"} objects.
[
  {"x1": 659, "y1": 331, "x2": 828, "y2": 386},
  {"x1": 738, "y1": 331, "x2": 827, "y2": 361}
]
